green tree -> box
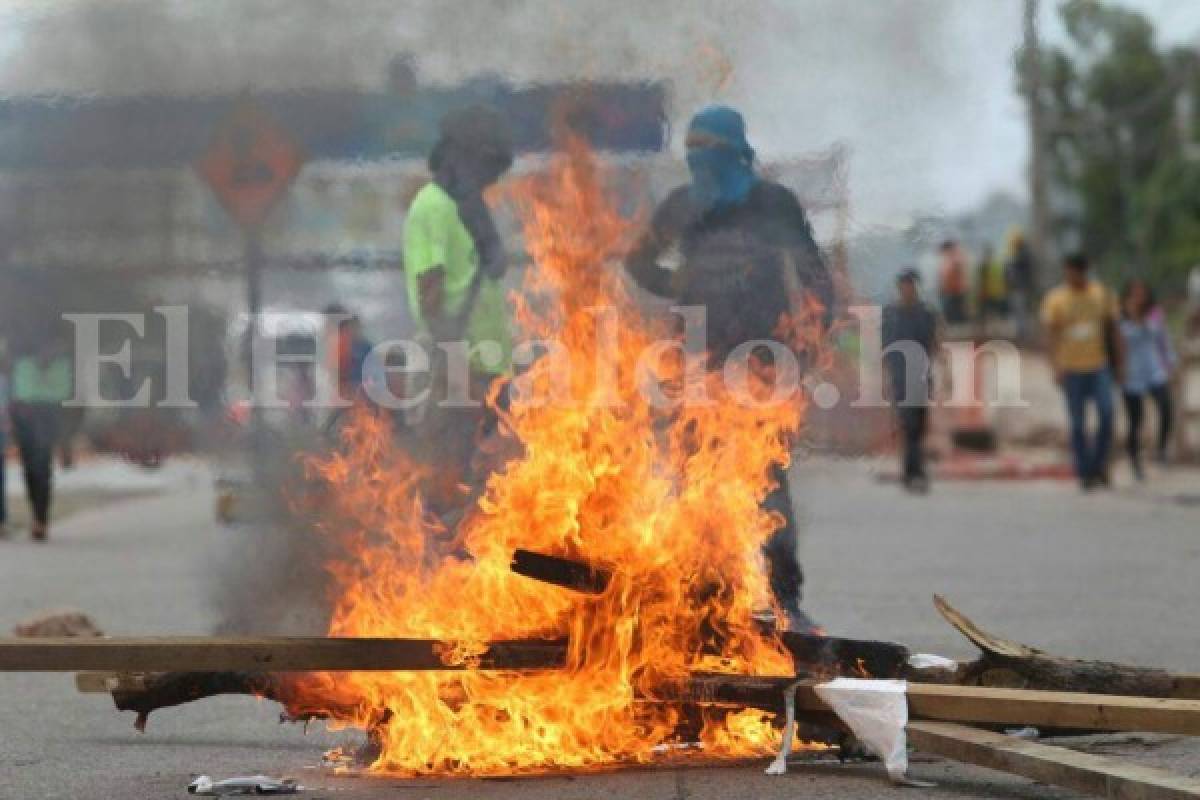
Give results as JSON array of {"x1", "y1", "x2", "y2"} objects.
[{"x1": 1023, "y1": 0, "x2": 1200, "y2": 291}]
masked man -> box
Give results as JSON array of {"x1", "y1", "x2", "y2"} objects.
[{"x1": 624, "y1": 106, "x2": 833, "y2": 632}]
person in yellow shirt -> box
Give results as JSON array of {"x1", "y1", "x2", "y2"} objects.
[
  {"x1": 403, "y1": 105, "x2": 514, "y2": 507},
  {"x1": 1040, "y1": 253, "x2": 1123, "y2": 489}
]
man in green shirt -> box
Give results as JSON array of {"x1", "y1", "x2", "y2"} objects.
[
  {"x1": 10, "y1": 340, "x2": 73, "y2": 540},
  {"x1": 404, "y1": 182, "x2": 512, "y2": 374},
  {"x1": 403, "y1": 105, "x2": 514, "y2": 503}
]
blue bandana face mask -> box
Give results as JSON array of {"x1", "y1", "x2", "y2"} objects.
[{"x1": 686, "y1": 144, "x2": 756, "y2": 213}]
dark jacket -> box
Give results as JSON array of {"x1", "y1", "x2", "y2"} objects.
[
  {"x1": 625, "y1": 181, "x2": 832, "y2": 360},
  {"x1": 882, "y1": 300, "x2": 937, "y2": 405}
]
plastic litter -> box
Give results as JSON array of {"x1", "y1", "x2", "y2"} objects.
[
  {"x1": 187, "y1": 775, "x2": 300, "y2": 795},
  {"x1": 907, "y1": 653, "x2": 957, "y2": 671},
  {"x1": 764, "y1": 680, "x2": 804, "y2": 775},
  {"x1": 1005, "y1": 726, "x2": 1041, "y2": 740},
  {"x1": 814, "y1": 678, "x2": 910, "y2": 783}
]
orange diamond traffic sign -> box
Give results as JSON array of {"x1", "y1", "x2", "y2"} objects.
[{"x1": 196, "y1": 100, "x2": 304, "y2": 229}]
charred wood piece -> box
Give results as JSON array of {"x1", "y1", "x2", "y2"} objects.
[
  {"x1": 97, "y1": 638, "x2": 567, "y2": 729},
  {"x1": 506, "y1": 550, "x2": 1197, "y2": 701},
  {"x1": 112, "y1": 671, "x2": 295, "y2": 732},
  {"x1": 510, "y1": 549, "x2": 612, "y2": 595},
  {"x1": 780, "y1": 632, "x2": 911, "y2": 680},
  {"x1": 933, "y1": 595, "x2": 1198, "y2": 699}
]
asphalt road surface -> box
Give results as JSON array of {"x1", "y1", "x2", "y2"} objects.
[{"x1": 1, "y1": 456, "x2": 1197, "y2": 800}]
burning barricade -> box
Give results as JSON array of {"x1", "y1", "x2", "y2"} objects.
[{"x1": 3, "y1": 139, "x2": 1199, "y2": 800}]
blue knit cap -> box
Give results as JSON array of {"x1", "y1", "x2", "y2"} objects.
[{"x1": 686, "y1": 105, "x2": 757, "y2": 212}]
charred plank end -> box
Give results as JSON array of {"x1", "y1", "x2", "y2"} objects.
[
  {"x1": 478, "y1": 638, "x2": 568, "y2": 669},
  {"x1": 111, "y1": 671, "x2": 291, "y2": 732},
  {"x1": 94, "y1": 639, "x2": 567, "y2": 731},
  {"x1": 510, "y1": 549, "x2": 612, "y2": 594}
]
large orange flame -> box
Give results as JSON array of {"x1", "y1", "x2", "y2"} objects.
[{"x1": 299, "y1": 136, "x2": 825, "y2": 775}]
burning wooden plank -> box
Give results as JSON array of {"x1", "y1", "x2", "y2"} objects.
[
  {"x1": 49, "y1": 638, "x2": 563, "y2": 730},
  {"x1": 907, "y1": 721, "x2": 1200, "y2": 800},
  {"x1": 779, "y1": 632, "x2": 912, "y2": 679},
  {"x1": 112, "y1": 667, "x2": 1200, "y2": 742},
  {"x1": 0, "y1": 636, "x2": 567, "y2": 672},
  {"x1": 507, "y1": 550, "x2": 1198, "y2": 701},
  {"x1": 509, "y1": 548, "x2": 612, "y2": 594}
]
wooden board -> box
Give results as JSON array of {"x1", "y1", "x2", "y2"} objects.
[
  {"x1": 510, "y1": 549, "x2": 611, "y2": 594},
  {"x1": 1175, "y1": 676, "x2": 1200, "y2": 701},
  {"x1": 0, "y1": 637, "x2": 566, "y2": 673},
  {"x1": 666, "y1": 676, "x2": 1200, "y2": 737},
  {"x1": 12, "y1": 639, "x2": 1200, "y2": 738},
  {"x1": 908, "y1": 720, "x2": 1200, "y2": 800},
  {"x1": 74, "y1": 671, "x2": 149, "y2": 693},
  {"x1": 901, "y1": 684, "x2": 1200, "y2": 736}
]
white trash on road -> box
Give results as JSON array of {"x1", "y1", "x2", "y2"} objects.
[{"x1": 186, "y1": 774, "x2": 300, "y2": 795}]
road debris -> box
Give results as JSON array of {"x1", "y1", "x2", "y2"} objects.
[
  {"x1": 13, "y1": 609, "x2": 103, "y2": 638},
  {"x1": 186, "y1": 774, "x2": 300, "y2": 795}
]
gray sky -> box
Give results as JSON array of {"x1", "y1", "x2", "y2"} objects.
[{"x1": 0, "y1": 0, "x2": 1196, "y2": 230}]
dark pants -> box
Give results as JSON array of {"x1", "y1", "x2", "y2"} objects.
[
  {"x1": 411, "y1": 370, "x2": 498, "y2": 514},
  {"x1": 1123, "y1": 384, "x2": 1172, "y2": 464},
  {"x1": 979, "y1": 297, "x2": 1010, "y2": 318},
  {"x1": 705, "y1": 344, "x2": 805, "y2": 624},
  {"x1": 940, "y1": 293, "x2": 967, "y2": 325},
  {"x1": 762, "y1": 463, "x2": 804, "y2": 620},
  {"x1": 12, "y1": 404, "x2": 59, "y2": 526},
  {"x1": 1062, "y1": 369, "x2": 1114, "y2": 483},
  {"x1": 895, "y1": 405, "x2": 929, "y2": 481},
  {"x1": 1010, "y1": 289, "x2": 1033, "y2": 342}
]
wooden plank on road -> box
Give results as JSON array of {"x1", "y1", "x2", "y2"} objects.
[
  {"x1": 0, "y1": 636, "x2": 566, "y2": 672},
  {"x1": 8, "y1": 640, "x2": 1200, "y2": 737},
  {"x1": 779, "y1": 682, "x2": 1200, "y2": 737},
  {"x1": 664, "y1": 676, "x2": 1200, "y2": 737},
  {"x1": 902, "y1": 684, "x2": 1200, "y2": 737},
  {"x1": 1174, "y1": 675, "x2": 1200, "y2": 700},
  {"x1": 908, "y1": 720, "x2": 1200, "y2": 800}
]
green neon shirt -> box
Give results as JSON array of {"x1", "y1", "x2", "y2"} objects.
[
  {"x1": 12, "y1": 356, "x2": 72, "y2": 404},
  {"x1": 403, "y1": 182, "x2": 511, "y2": 375}
]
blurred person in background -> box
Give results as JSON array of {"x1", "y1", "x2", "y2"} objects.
[
  {"x1": 320, "y1": 304, "x2": 375, "y2": 437},
  {"x1": 0, "y1": 345, "x2": 9, "y2": 538},
  {"x1": 976, "y1": 242, "x2": 1009, "y2": 332},
  {"x1": 1188, "y1": 264, "x2": 1200, "y2": 337},
  {"x1": 882, "y1": 268, "x2": 939, "y2": 494},
  {"x1": 404, "y1": 105, "x2": 514, "y2": 506},
  {"x1": 1005, "y1": 228, "x2": 1035, "y2": 343},
  {"x1": 624, "y1": 104, "x2": 832, "y2": 632},
  {"x1": 56, "y1": 341, "x2": 82, "y2": 469},
  {"x1": 9, "y1": 335, "x2": 72, "y2": 540},
  {"x1": 277, "y1": 330, "x2": 318, "y2": 426},
  {"x1": 937, "y1": 240, "x2": 969, "y2": 325},
  {"x1": 324, "y1": 304, "x2": 373, "y2": 403},
  {"x1": 1118, "y1": 278, "x2": 1176, "y2": 480},
  {"x1": 1040, "y1": 253, "x2": 1122, "y2": 490}
]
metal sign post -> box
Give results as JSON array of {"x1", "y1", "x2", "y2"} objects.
[{"x1": 196, "y1": 98, "x2": 305, "y2": 470}]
